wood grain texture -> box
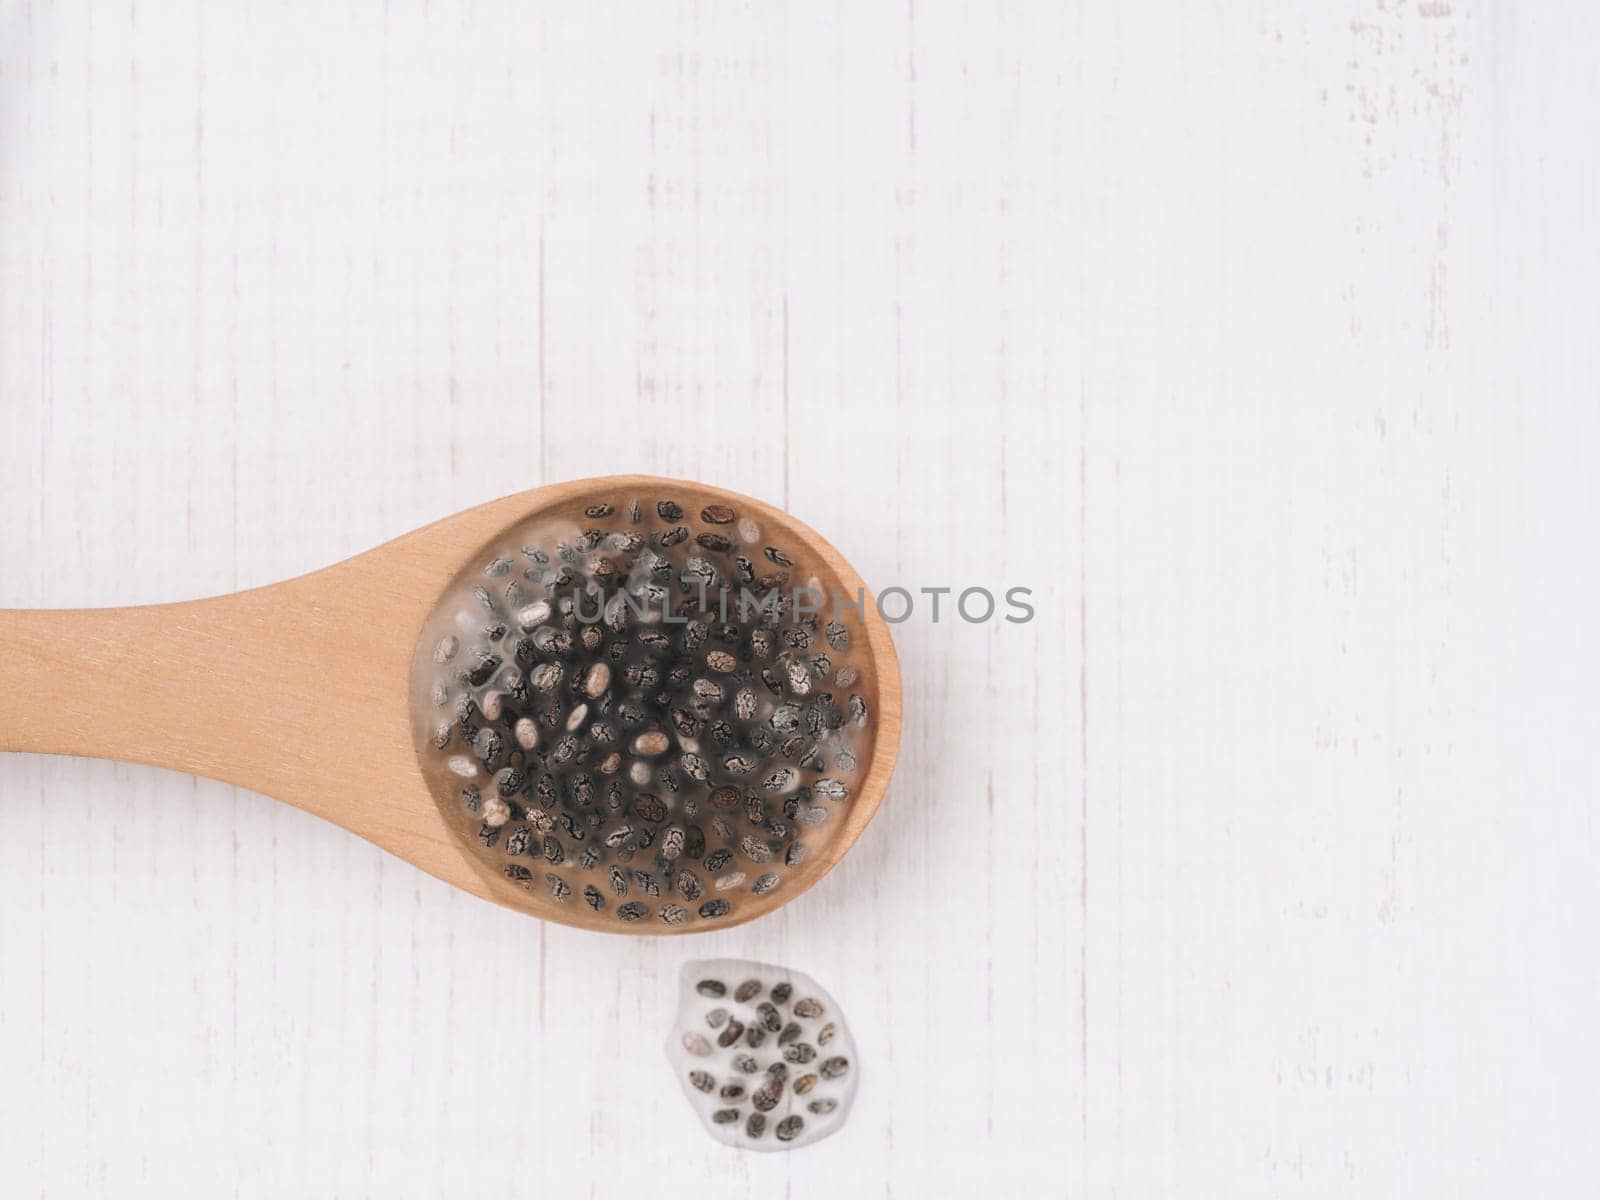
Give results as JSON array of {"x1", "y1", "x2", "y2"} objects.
[{"x1": 1, "y1": 0, "x2": 1597, "y2": 1196}]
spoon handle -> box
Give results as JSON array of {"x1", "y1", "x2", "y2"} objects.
[
  {"x1": 0, "y1": 570, "x2": 421, "y2": 831},
  {"x1": 0, "y1": 554, "x2": 490, "y2": 903},
  {"x1": 1, "y1": 593, "x2": 313, "y2": 780}
]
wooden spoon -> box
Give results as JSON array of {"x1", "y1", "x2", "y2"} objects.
[{"x1": 0, "y1": 476, "x2": 902, "y2": 933}]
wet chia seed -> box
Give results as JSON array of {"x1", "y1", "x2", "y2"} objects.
[{"x1": 413, "y1": 491, "x2": 877, "y2": 926}]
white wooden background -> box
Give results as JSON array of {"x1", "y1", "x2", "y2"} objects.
[{"x1": 2, "y1": 1, "x2": 1598, "y2": 1196}]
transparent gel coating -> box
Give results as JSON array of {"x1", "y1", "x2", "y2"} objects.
[
  {"x1": 409, "y1": 489, "x2": 878, "y2": 930},
  {"x1": 666, "y1": 958, "x2": 859, "y2": 1150}
]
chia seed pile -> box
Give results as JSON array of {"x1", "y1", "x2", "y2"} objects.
[
  {"x1": 414, "y1": 493, "x2": 875, "y2": 927},
  {"x1": 666, "y1": 959, "x2": 858, "y2": 1150}
]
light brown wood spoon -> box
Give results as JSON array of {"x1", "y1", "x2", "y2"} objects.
[{"x1": 0, "y1": 476, "x2": 902, "y2": 933}]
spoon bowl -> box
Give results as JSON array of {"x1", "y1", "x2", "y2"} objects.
[{"x1": 0, "y1": 476, "x2": 902, "y2": 933}]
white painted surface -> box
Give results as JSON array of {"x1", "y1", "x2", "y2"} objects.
[{"x1": 2, "y1": 1, "x2": 1597, "y2": 1195}]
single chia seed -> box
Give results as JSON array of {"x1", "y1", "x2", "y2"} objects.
[
  {"x1": 751, "y1": 1082, "x2": 781, "y2": 1113},
  {"x1": 734, "y1": 979, "x2": 762, "y2": 1002}
]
